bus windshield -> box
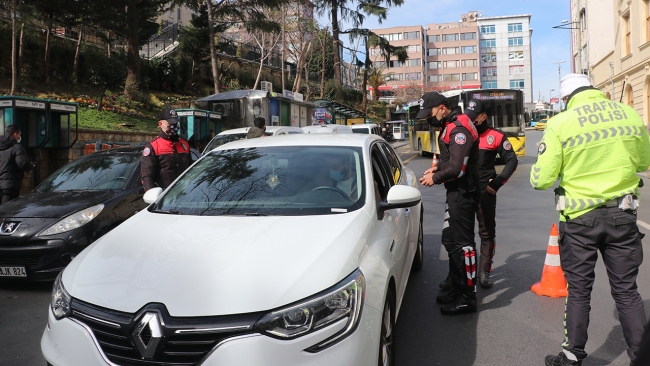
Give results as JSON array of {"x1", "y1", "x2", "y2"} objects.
[{"x1": 531, "y1": 109, "x2": 557, "y2": 122}]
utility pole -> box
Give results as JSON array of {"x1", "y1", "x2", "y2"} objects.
[{"x1": 553, "y1": 60, "x2": 566, "y2": 110}]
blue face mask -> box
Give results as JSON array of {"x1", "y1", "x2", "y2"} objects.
[{"x1": 329, "y1": 169, "x2": 345, "y2": 181}]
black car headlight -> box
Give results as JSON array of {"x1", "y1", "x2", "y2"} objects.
[
  {"x1": 255, "y1": 269, "x2": 365, "y2": 352},
  {"x1": 51, "y1": 272, "x2": 71, "y2": 320},
  {"x1": 40, "y1": 204, "x2": 104, "y2": 236}
]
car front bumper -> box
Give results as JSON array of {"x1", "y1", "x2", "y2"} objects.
[{"x1": 42, "y1": 304, "x2": 381, "y2": 366}]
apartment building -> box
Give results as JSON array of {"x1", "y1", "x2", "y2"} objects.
[
  {"x1": 368, "y1": 25, "x2": 426, "y2": 94},
  {"x1": 425, "y1": 12, "x2": 481, "y2": 92},
  {"x1": 477, "y1": 14, "x2": 533, "y2": 103},
  {"x1": 590, "y1": 0, "x2": 650, "y2": 125},
  {"x1": 154, "y1": 3, "x2": 194, "y2": 27}
]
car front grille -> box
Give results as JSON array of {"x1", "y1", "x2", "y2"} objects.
[
  {"x1": 0, "y1": 255, "x2": 41, "y2": 268},
  {"x1": 70, "y1": 298, "x2": 262, "y2": 366}
]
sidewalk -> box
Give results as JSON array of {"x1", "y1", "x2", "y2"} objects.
[{"x1": 390, "y1": 140, "x2": 409, "y2": 149}]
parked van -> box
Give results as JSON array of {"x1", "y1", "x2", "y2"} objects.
[
  {"x1": 202, "y1": 126, "x2": 303, "y2": 155},
  {"x1": 350, "y1": 124, "x2": 382, "y2": 137}
]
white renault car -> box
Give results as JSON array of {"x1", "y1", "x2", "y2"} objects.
[{"x1": 42, "y1": 134, "x2": 424, "y2": 366}]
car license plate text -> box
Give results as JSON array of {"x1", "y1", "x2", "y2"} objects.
[{"x1": 0, "y1": 266, "x2": 26, "y2": 277}]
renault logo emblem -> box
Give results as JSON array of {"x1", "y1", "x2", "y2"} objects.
[
  {"x1": 0, "y1": 221, "x2": 20, "y2": 234},
  {"x1": 132, "y1": 312, "x2": 163, "y2": 359}
]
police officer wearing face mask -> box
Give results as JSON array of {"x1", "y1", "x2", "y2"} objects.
[
  {"x1": 141, "y1": 108, "x2": 191, "y2": 192},
  {"x1": 0, "y1": 125, "x2": 34, "y2": 204},
  {"x1": 418, "y1": 91, "x2": 481, "y2": 315}
]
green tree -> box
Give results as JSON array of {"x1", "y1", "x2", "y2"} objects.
[
  {"x1": 365, "y1": 65, "x2": 390, "y2": 101},
  {"x1": 312, "y1": 0, "x2": 403, "y2": 100},
  {"x1": 90, "y1": 57, "x2": 127, "y2": 110}
]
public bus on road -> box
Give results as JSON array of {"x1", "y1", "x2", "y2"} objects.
[
  {"x1": 530, "y1": 108, "x2": 559, "y2": 127},
  {"x1": 410, "y1": 88, "x2": 527, "y2": 157}
]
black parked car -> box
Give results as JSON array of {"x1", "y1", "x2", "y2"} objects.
[{"x1": 0, "y1": 147, "x2": 148, "y2": 281}]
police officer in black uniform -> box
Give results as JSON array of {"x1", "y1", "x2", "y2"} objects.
[
  {"x1": 465, "y1": 99, "x2": 518, "y2": 288},
  {"x1": 141, "y1": 108, "x2": 192, "y2": 192},
  {"x1": 419, "y1": 92, "x2": 480, "y2": 315}
]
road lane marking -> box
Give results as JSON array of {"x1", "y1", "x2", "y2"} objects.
[
  {"x1": 402, "y1": 154, "x2": 419, "y2": 164},
  {"x1": 638, "y1": 220, "x2": 650, "y2": 232},
  {"x1": 438, "y1": 242, "x2": 447, "y2": 260}
]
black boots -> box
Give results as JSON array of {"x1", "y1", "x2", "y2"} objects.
[
  {"x1": 478, "y1": 271, "x2": 493, "y2": 289},
  {"x1": 545, "y1": 352, "x2": 582, "y2": 366},
  {"x1": 436, "y1": 286, "x2": 461, "y2": 304},
  {"x1": 440, "y1": 292, "x2": 477, "y2": 315},
  {"x1": 439, "y1": 273, "x2": 453, "y2": 290}
]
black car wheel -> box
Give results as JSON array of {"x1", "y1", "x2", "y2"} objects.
[
  {"x1": 379, "y1": 287, "x2": 395, "y2": 366},
  {"x1": 418, "y1": 139, "x2": 424, "y2": 157},
  {"x1": 412, "y1": 215, "x2": 423, "y2": 272}
]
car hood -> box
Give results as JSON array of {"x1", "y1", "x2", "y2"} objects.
[
  {"x1": 63, "y1": 209, "x2": 372, "y2": 316},
  {"x1": 0, "y1": 191, "x2": 117, "y2": 218}
]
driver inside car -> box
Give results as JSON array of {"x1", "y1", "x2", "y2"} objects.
[{"x1": 305, "y1": 154, "x2": 358, "y2": 200}]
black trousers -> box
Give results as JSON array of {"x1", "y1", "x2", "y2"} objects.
[
  {"x1": 559, "y1": 207, "x2": 645, "y2": 361},
  {"x1": 476, "y1": 189, "x2": 497, "y2": 272},
  {"x1": 442, "y1": 189, "x2": 480, "y2": 293},
  {"x1": 0, "y1": 189, "x2": 20, "y2": 205}
]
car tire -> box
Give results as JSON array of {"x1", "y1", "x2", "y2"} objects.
[
  {"x1": 411, "y1": 213, "x2": 424, "y2": 272},
  {"x1": 379, "y1": 287, "x2": 396, "y2": 366},
  {"x1": 418, "y1": 139, "x2": 424, "y2": 157}
]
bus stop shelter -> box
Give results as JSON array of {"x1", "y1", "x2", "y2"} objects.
[{"x1": 312, "y1": 100, "x2": 366, "y2": 126}]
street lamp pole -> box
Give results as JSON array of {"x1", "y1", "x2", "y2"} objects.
[
  {"x1": 553, "y1": 60, "x2": 566, "y2": 110},
  {"x1": 549, "y1": 88, "x2": 555, "y2": 107}
]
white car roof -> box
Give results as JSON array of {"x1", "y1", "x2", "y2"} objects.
[
  {"x1": 301, "y1": 125, "x2": 353, "y2": 134},
  {"x1": 350, "y1": 124, "x2": 379, "y2": 129},
  {"x1": 217, "y1": 126, "x2": 304, "y2": 135},
  {"x1": 210, "y1": 133, "x2": 383, "y2": 151}
]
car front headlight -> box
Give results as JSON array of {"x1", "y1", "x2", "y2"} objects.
[
  {"x1": 40, "y1": 204, "x2": 104, "y2": 236},
  {"x1": 255, "y1": 269, "x2": 365, "y2": 352},
  {"x1": 51, "y1": 272, "x2": 71, "y2": 320}
]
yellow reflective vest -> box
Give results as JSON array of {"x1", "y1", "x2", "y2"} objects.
[{"x1": 530, "y1": 89, "x2": 650, "y2": 221}]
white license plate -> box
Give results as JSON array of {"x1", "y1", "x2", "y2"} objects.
[{"x1": 0, "y1": 266, "x2": 26, "y2": 277}]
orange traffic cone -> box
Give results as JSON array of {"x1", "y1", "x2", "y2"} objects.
[{"x1": 531, "y1": 224, "x2": 568, "y2": 298}]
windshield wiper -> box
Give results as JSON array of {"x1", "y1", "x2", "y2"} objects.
[
  {"x1": 154, "y1": 209, "x2": 181, "y2": 215},
  {"x1": 244, "y1": 212, "x2": 268, "y2": 216}
]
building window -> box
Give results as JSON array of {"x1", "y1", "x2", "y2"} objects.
[
  {"x1": 462, "y1": 73, "x2": 478, "y2": 81},
  {"x1": 623, "y1": 12, "x2": 631, "y2": 56},
  {"x1": 482, "y1": 67, "x2": 497, "y2": 76},
  {"x1": 443, "y1": 60, "x2": 458, "y2": 68},
  {"x1": 482, "y1": 81, "x2": 498, "y2": 88},
  {"x1": 428, "y1": 61, "x2": 441, "y2": 69},
  {"x1": 481, "y1": 53, "x2": 497, "y2": 62},
  {"x1": 461, "y1": 59, "x2": 478, "y2": 67},
  {"x1": 508, "y1": 23, "x2": 523, "y2": 32},
  {"x1": 169, "y1": 7, "x2": 174, "y2": 17},
  {"x1": 509, "y1": 51, "x2": 524, "y2": 60},
  {"x1": 429, "y1": 75, "x2": 441, "y2": 82},
  {"x1": 460, "y1": 32, "x2": 476, "y2": 40},
  {"x1": 461, "y1": 46, "x2": 477, "y2": 54},
  {"x1": 405, "y1": 72, "x2": 422, "y2": 80},
  {"x1": 404, "y1": 31, "x2": 420, "y2": 40},
  {"x1": 480, "y1": 39, "x2": 496, "y2": 48},
  {"x1": 579, "y1": 9, "x2": 586, "y2": 32},
  {"x1": 442, "y1": 34, "x2": 459, "y2": 42},
  {"x1": 646, "y1": 1, "x2": 650, "y2": 43},
  {"x1": 428, "y1": 35, "x2": 440, "y2": 43},
  {"x1": 442, "y1": 47, "x2": 459, "y2": 55},
  {"x1": 480, "y1": 25, "x2": 496, "y2": 34},
  {"x1": 405, "y1": 59, "x2": 421, "y2": 66},
  {"x1": 510, "y1": 79, "x2": 525, "y2": 89},
  {"x1": 382, "y1": 33, "x2": 403, "y2": 41},
  {"x1": 508, "y1": 37, "x2": 524, "y2": 46},
  {"x1": 443, "y1": 74, "x2": 460, "y2": 81},
  {"x1": 428, "y1": 48, "x2": 441, "y2": 56},
  {"x1": 373, "y1": 61, "x2": 386, "y2": 68},
  {"x1": 509, "y1": 65, "x2": 525, "y2": 75},
  {"x1": 389, "y1": 73, "x2": 403, "y2": 81},
  {"x1": 389, "y1": 60, "x2": 403, "y2": 68},
  {"x1": 407, "y1": 45, "x2": 421, "y2": 53},
  {"x1": 177, "y1": 6, "x2": 181, "y2": 22},
  {"x1": 370, "y1": 48, "x2": 381, "y2": 56}
]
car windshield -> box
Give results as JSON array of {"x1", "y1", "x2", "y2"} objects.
[
  {"x1": 352, "y1": 129, "x2": 369, "y2": 134},
  {"x1": 152, "y1": 146, "x2": 366, "y2": 216},
  {"x1": 202, "y1": 132, "x2": 273, "y2": 155},
  {"x1": 36, "y1": 153, "x2": 140, "y2": 192}
]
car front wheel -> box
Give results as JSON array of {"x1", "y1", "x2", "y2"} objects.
[
  {"x1": 411, "y1": 215, "x2": 423, "y2": 271},
  {"x1": 379, "y1": 287, "x2": 395, "y2": 366},
  {"x1": 418, "y1": 139, "x2": 424, "y2": 157}
]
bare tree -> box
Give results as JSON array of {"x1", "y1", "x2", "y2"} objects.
[
  {"x1": 248, "y1": 10, "x2": 282, "y2": 90},
  {"x1": 10, "y1": 0, "x2": 16, "y2": 95}
]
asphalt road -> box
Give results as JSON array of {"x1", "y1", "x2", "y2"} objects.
[{"x1": 1, "y1": 130, "x2": 649, "y2": 366}]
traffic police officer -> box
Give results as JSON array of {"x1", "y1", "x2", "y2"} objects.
[
  {"x1": 464, "y1": 99, "x2": 518, "y2": 288},
  {"x1": 419, "y1": 91, "x2": 480, "y2": 315},
  {"x1": 141, "y1": 107, "x2": 192, "y2": 192},
  {"x1": 531, "y1": 74, "x2": 650, "y2": 366}
]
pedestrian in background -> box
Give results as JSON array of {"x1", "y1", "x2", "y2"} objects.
[
  {"x1": 247, "y1": 117, "x2": 266, "y2": 139},
  {"x1": 531, "y1": 74, "x2": 650, "y2": 366},
  {"x1": 141, "y1": 108, "x2": 191, "y2": 192},
  {"x1": 418, "y1": 91, "x2": 480, "y2": 315},
  {"x1": 466, "y1": 98, "x2": 518, "y2": 288},
  {"x1": 0, "y1": 125, "x2": 34, "y2": 205}
]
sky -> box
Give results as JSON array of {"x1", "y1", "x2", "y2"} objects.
[{"x1": 318, "y1": 0, "x2": 572, "y2": 104}]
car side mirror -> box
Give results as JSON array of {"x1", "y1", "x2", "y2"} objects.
[
  {"x1": 378, "y1": 185, "x2": 421, "y2": 213},
  {"x1": 143, "y1": 187, "x2": 163, "y2": 204}
]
